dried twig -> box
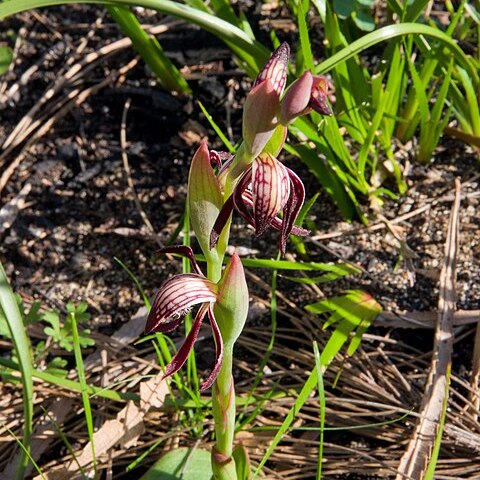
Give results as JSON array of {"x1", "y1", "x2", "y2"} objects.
[
  {"x1": 120, "y1": 97, "x2": 162, "y2": 247},
  {"x1": 395, "y1": 179, "x2": 461, "y2": 479},
  {"x1": 0, "y1": 183, "x2": 31, "y2": 235}
]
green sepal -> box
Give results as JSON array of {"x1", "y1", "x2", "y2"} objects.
[
  {"x1": 242, "y1": 80, "x2": 280, "y2": 157},
  {"x1": 214, "y1": 254, "x2": 249, "y2": 345},
  {"x1": 188, "y1": 140, "x2": 224, "y2": 263},
  {"x1": 233, "y1": 443, "x2": 251, "y2": 480}
]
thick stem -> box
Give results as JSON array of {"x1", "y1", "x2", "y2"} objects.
[
  {"x1": 211, "y1": 344, "x2": 237, "y2": 479},
  {"x1": 213, "y1": 344, "x2": 235, "y2": 455}
]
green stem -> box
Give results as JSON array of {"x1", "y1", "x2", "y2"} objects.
[
  {"x1": 206, "y1": 239, "x2": 237, "y2": 478},
  {"x1": 213, "y1": 345, "x2": 235, "y2": 455},
  {"x1": 211, "y1": 344, "x2": 237, "y2": 479}
]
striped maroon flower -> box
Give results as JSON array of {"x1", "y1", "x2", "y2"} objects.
[
  {"x1": 211, "y1": 153, "x2": 308, "y2": 256},
  {"x1": 145, "y1": 245, "x2": 223, "y2": 391}
]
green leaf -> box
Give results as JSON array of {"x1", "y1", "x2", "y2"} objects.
[
  {"x1": 44, "y1": 357, "x2": 68, "y2": 378},
  {"x1": 284, "y1": 263, "x2": 360, "y2": 284},
  {"x1": 43, "y1": 311, "x2": 61, "y2": 341},
  {"x1": 0, "y1": 45, "x2": 12, "y2": 76},
  {"x1": 233, "y1": 444, "x2": 251, "y2": 480},
  {"x1": 106, "y1": 4, "x2": 187, "y2": 93},
  {"x1": 333, "y1": 0, "x2": 355, "y2": 18},
  {"x1": 140, "y1": 447, "x2": 212, "y2": 480},
  {"x1": 0, "y1": 262, "x2": 34, "y2": 479},
  {"x1": 0, "y1": 0, "x2": 270, "y2": 75},
  {"x1": 306, "y1": 290, "x2": 382, "y2": 368},
  {"x1": 353, "y1": 8, "x2": 375, "y2": 32}
]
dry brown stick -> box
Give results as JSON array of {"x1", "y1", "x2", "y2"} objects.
[
  {"x1": 120, "y1": 97, "x2": 162, "y2": 247},
  {"x1": 0, "y1": 55, "x2": 140, "y2": 195},
  {"x1": 395, "y1": 178, "x2": 461, "y2": 479}
]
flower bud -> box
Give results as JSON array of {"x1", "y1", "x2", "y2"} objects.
[
  {"x1": 242, "y1": 43, "x2": 290, "y2": 158},
  {"x1": 253, "y1": 42, "x2": 290, "y2": 97},
  {"x1": 280, "y1": 71, "x2": 332, "y2": 124},
  {"x1": 242, "y1": 80, "x2": 281, "y2": 157}
]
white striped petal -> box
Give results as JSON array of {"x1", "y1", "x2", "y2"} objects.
[{"x1": 145, "y1": 274, "x2": 218, "y2": 333}]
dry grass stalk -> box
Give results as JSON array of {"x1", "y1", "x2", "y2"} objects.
[{"x1": 395, "y1": 178, "x2": 460, "y2": 478}]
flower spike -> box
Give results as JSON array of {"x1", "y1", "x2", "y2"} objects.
[{"x1": 242, "y1": 43, "x2": 290, "y2": 157}]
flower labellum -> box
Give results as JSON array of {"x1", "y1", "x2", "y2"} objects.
[
  {"x1": 251, "y1": 153, "x2": 290, "y2": 236},
  {"x1": 280, "y1": 70, "x2": 332, "y2": 125},
  {"x1": 211, "y1": 153, "x2": 308, "y2": 256}
]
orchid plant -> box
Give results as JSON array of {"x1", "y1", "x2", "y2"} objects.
[{"x1": 144, "y1": 43, "x2": 332, "y2": 479}]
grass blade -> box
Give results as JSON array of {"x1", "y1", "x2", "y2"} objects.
[
  {"x1": 69, "y1": 305, "x2": 97, "y2": 471},
  {"x1": 315, "y1": 23, "x2": 478, "y2": 84},
  {"x1": 423, "y1": 366, "x2": 450, "y2": 480},
  {"x1": 313, "y1": 341, "x2": 325, "y2": 480},
  {"x1": 253, "y1": 366, "x2": 319, "y2": 478},
  {"x1": 107, "y1": 4, "x2": 191, "y2": 93},
  {"x1": 0, "y1": 262, "x2": 33, "y2": 479},
  {"x1": 197, "y1": 100, "x2": 235, "y2": 153},
  {"x1": 114, "y1": 256, "x2": 150, "y2": 308},
  {"x1": 0, "y1": 424, "x2": 46, "y2": 480},
  {"x1": 296, "y1": 0, "x2": 314, "y2": 72},
  {"x1": 0, "y1": 356, "x2": 138, "y2": 401}
]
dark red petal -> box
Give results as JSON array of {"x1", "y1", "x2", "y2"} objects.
[
  {"x1": 162, "y1": 303, "x2": 208, "y2": 380},
  {"x1": 210, "y1": 195, "x2": 235, "y2": 249},
  {"x1": 233, "y1": 169, "x2": 256, "y2": 229},
  {"x1": 145, "y1": 274, "x2": 217, "y2": 333},
  {"x1": 309, "y1": 76, "x2": 333, "y2": 116},
  {"x1": 153, "y1": 245, "x2": 203, "y2": 275},
  {"x1": 210, "y1": 150, "x2": 233, "y2": 169},
  {"x1": 199, "y1": 305, "x2": 224, "y2": 391},
  {"x1": 279, "y1": 168, "x2": 306, "y2": 256},
  {"x1": 270, "y1": 217, "x2": 309, "y2": 236}
]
